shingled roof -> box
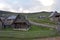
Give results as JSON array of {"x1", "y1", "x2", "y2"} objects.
[
  {"x1": 0, "y1": 13, "x2": 18, "y2": 25},
  {"x1": 0, "y1": 10, "x2": 30, "y2": 26},
  {"x1": 7, "y1": 15, "x2": 17, "y2": 19},
  {"x1": 4, "y1": 15, "x2": 18, "y2": 25}
]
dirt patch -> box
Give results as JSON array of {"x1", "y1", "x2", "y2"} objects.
[{"x1": 33, "y1": 37, "x2": 60, "y2": 40}]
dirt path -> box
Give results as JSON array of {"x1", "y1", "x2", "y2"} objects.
[{"x1": 33, "y1": 37, "x2": 60, "y2": 40}]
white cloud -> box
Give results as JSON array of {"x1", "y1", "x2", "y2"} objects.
[
  {"x1": 37, "y1": 0, "x2": 54, "y2": 6},
  {"x1": 0, "y1": 2, "x2": 19, "y2": 12},
  {"x1": 0, "y1": 0, "x2": 57, "y2": 13},
  {"x1": 0, "y1": 0, "x2": 41, "y2": 13},
  {"x1": 18, "y1": 8, "x2": 23, "y2": 12},
  {"x1": 23, "y1": 10, "x2": 30, "y2": 13},
  {"x1": 29, "y1": 6, "x2": 53, "y2": 12},
  {"x1": 0, "y1": 3, "x2": 7, "y2": 10}
]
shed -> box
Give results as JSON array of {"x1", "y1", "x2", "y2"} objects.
[
  {"x1": 39, "y1": 16, "x2": 46, "y2": 19},
  {"x1": 49, "y1": 11, "x2": 60, "y2": 22},
  {"x1": 13, "y1": 15, "x2": 30, "y2": 30}
]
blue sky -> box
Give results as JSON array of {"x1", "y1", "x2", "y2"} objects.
[{"x1": 0, "y1": 0, "x2": 60, "y2": 13}]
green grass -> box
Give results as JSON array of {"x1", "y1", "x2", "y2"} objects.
[
  {"x1": 0, "y1": 25, "x2": 56, "y2": 40},
  {"x1": 0, "y1": 12, "x2": 57, "y2": 40},
  {"x1": 28, "y1": 18, "x2": 56, "y2": 25},
  {"x1": 26, "y1": 12, "x2": 51, "y2": 18},
  {"x1": 27, "y1": 12, "x2": 56, "y2": 25}
]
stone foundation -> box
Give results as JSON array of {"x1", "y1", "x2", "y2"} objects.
[{"x1": 13, "y1": 28, "x2": 30, "y2": 31}]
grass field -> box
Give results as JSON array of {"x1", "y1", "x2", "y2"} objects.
[
  {"x1": 27, "y1": 13, "x2": 56, "y2": 25},
  {"x1": 28, "y1": 18, "x2": 56, "y2": 25},
  {"x1": 26, "y1": 12, "x2": 51, "y2": 18},
  {"x1": 0, "y1": 12, "x2": 57, "y2": 40},
  {"x1": 0, "y1": 25, "x2": 57, "y2": 40}
]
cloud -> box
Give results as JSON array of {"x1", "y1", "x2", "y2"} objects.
[
  {"x1": 0, "y1": 3, "x2": 16, "y2": 12},
  {"x1": 29, "y1": 5, "x2": 53, "y2": 12},
  {"x1": 23, "y1": 10, "x2": 31, "y2": 13},
  {"x1": 0, "y1": 0, "x2": 41, "y2": 13},
  {"x1": 52, "y1": 0, "x2": 60, "y2": 12},
  {"x1": 0, "y1": 3, "x2": 10, "y2": 10},
  {"x1": 0, "y1": 0, "x2": 59, "y2": 13}
]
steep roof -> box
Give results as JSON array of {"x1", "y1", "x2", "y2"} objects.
[
  {"x1": 0, "y1": 13, "x2": 18, "y2": 25},
  {"x1": 15, "y1": 15, "x2": 27, "y2": 23},
  {"x1": 7, "y1": 15, "x2": 17, "y2": 19},
  {"x1": 0, "y1": 11, "x2": 30, "y2": 25},
  {"x1": 49, "y1": 11, "x2": 59, "y2": 17},
  {"x1": 4, "y1": 20, "x2": 14, "y2": 25},
  {"x1": 3, "y1": 15, "x2": 18, "y2": 25},
  {"x1": 13, "y1": 15, "x2": 30, "y2": 25}
]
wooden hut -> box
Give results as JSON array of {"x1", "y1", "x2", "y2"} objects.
[
  {"x1": 13, "y1": 15, "x2": 30, "y2": 30},
  {"x1": 49, "y1": 11, "x2": 60, "y2": 32},
  {"x1": 49, "y1": 11, "x2": 60, "y2": 22}
]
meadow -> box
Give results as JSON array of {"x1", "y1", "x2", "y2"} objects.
[{"x1": 0, "y1": 25, "x2": 56, "y2": 40}]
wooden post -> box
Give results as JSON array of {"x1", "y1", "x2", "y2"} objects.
[
  {"x1": 56, "y1": 22, "x2": 60, "y2": 33},
  {"x1": 56, "y1": 17, "x2": 60, "y2": 33},
  {"x1": 0, "y1": 21, "x2": 2, "y2": 30}
]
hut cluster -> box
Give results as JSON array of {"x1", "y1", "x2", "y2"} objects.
[{"x1": 0, "y1": 12, "x2": 30, "y2": 31}]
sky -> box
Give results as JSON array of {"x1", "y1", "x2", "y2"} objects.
[{"x1": 0, "y1": 0, "x2": 60, "y2": 13}]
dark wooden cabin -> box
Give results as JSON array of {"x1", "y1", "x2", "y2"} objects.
[{"x1": 13, "y1": 15, "x2": 30, "y2": 30}]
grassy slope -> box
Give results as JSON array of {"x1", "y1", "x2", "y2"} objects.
[
  {"x1": 28, "y1": 18, "x2": 56, "y2": 25},
  {"x1": 0, "y1": 25, "x2": 56, "y2": 40},
  {"x1": 0, "y1": 12, "x2": 57, "y2": 40},
  {"x1": 27, "y1": 13, "x2": 56, "y2": 25},
  {"x1": 27, "y1": 12, "x2": 51, "y2": 18}
]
